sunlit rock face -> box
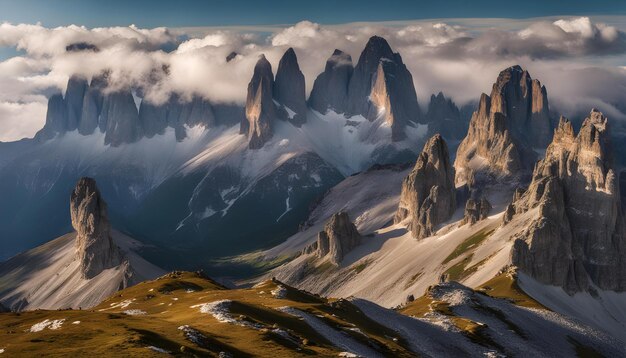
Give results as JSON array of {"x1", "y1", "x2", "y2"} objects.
[
  {"x1": 70, "y1": 177, "x2": 124, "y2": 279},
  {"x1": 395, "y1": 134, "x2": 456, "y2": 239},
  {"x1": 509, "y1": 110, "x2": 626, "y2": 293},
  {"x1": 303, "y1": 212, "x2": 362, "y2": 265},
  {"x1": 454, "y1": 65, "x2": 552, "y2": 186},
  {"x1": 242, "y1": 55, "x2": 277, "y2": 149},
  {"x1": 347, "y1": 36, "x2": 422, "y2": 141}
]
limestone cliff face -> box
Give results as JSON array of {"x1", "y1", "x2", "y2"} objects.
[
  {"x1": 70, "y1": 177, "x2": 124, "y2": 279},
  {"x1": 395, "y1": 134, "x2": 456, "y2": 239},
  {"x1": 303, "y1": 212, "x2": 361, "y2": 265},
  {"x1": 509, "y1": 110, "x2": 626, "y2": 293},
  {"x1": 454, "y1": 66, "x2": 551, "y2": 185},
  {"x1": 273, "y1": 48, "x2": 307, "y2": 127},
  {"x1": 242, "y1": 55, "x2": 277, "y2": 149},
  {"x1": 308, "y1": 49, "x2": 353, "y2": 114}
]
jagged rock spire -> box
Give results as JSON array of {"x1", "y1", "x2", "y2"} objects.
[
  {"x1": 346, "y1": 36, "x2": 421, "y2": 140},
  {"x1": 454, "y1": 65, "x2": 551, "y2": 185},
  {"x1": 242, "y1": 55, "x2": 277, "y2": 149},
  {"x1": 509, "y1": 109, "x2": 626, "y2": 293},
  {"x1": 425, "y1": 92, "x2": 467, "y2": 141},
  {"x1": 274, "y1": 48, "x2": 307, "y2": 127},
  {"x1": 395, "y1": 134, "x2": 456, "y2": 239},
  {"x1": 70, "y1": 177, "x2": 124, "y2": 279},
  {"x1": 308, "y1": 49, "x2": 353, "y2": 114},
  {"x1": 303, "y1": 212, "x2": 362, "y2": 265}
]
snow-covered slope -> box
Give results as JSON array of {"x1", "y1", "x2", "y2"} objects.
[
  {"x1": 0, "y1": 230, "x2": 164, "y2": 311},
  {"x1": 258, "y1": 170, "x2": 626, "y2": 342},
  {"x1": 0, "y1": 109, "x2": 427, "y2": 262}
]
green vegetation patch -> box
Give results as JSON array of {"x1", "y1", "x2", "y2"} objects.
[{"x1": 442, "y1": 229, "x2": 495, "y2": 265}]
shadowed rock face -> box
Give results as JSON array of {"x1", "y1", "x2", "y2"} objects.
[
  {"x1": 242, "y1": 55, "x2": 277, "y2": 149},
  {"x1": 65, "y1": 75, "x2": 89, "y2": 131},
  {"x1": 274, "y1": 48, "x2": 307, "y2": 127},
  {"x1": 308, "y1": 49, "x2": 353, "y2": 114},
  {"x1": 426, "y1": 92, "x2": 468, "y2": 141},
  {"x1": 454, "y1": 66, "x2": 551, "y2": 185},
  {"x1": 79, "y1": 74, "x2": 107, "y2": 135},
  {"x1": 395, "y1": 134, "x2": 456, "y2": 239},
  {"x1": 509, "y1": 110, "x2": 626, "y2": 293},
  {"x1": 306, "y1": 212, "x2": 361, "y2": 265},
  {"x1": 347, "y1": 36, "x2": 421, "y2": 140},
  {"x1": 102, "y1": 90, "x2": 142, "y2": 146},
  {"x1": 35, "y1": 94, "x2": 67, "y2": 140},
  {"x1": 70, "y1": 177, "x2": 124, "y2": 279}
]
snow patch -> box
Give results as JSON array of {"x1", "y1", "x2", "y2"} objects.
[
  {"x1": 123, "y1": 309, "x2": 147, "y2": 316},
  {"x1": 271, "y1": 285, "x2": 288, "y2": 299},
  {"x1": 277, "y1": 306, "x2": 382, "y2": 358},
  {"x1": 147, "y1": 346, "x2": 170, "y2": 354},
  {"x1": 29, "y1": 319, "x2": 65, "y2": 332}
]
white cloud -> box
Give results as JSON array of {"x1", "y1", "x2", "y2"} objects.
[{"x1": 0, "y1": 17, "x2": 625, "y2": 141}]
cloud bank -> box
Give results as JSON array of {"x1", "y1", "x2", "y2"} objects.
[{"x1": 0, "y1": 16, "x2": 625, "y2": 141}]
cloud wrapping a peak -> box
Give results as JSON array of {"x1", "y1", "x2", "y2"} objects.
[{"x1": 0, "y1": 16, "x2": 625, "y2": 141}]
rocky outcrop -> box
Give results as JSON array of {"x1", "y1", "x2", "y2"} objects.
[
  {"x1": 346, "y1": 36, "x2": 421, "y2": 140},
  {"x1": 70, "y1": 177, "x2": 124, "y2": 279},
  {"x1": 308, "y1": 49, "x2": 353, "y2": 114},
  {"x1": 395, "y1": 134, "x2": 456, "y2": 239},
  {"x1": 242, "y1": 55, "x2": 277, "y2": 149},
  {"x1": 426, "y1": 92, "x2": 468, "y2": 141},
  {"x1": 303, "y1": 212, "x2": 361, "y2": 265},
  {"x1": 461, "y1": 197, "x2": 491, "y2": 225},
  {"x1": 274, "y1": 48, "x2": 307, "y2": 127},
  {"x1": 509, "y1": 110, "x2": 626, "y2": 293},
  {"x1": 454, "y1": 66, "x2": 552, "y2": 185}
]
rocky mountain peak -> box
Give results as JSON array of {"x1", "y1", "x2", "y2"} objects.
[
  {"x1": 454, "y1": 65, "x2": 551, "y2": 185},
  {"x1": 425, "y1": 92, "x2": 467, "y2": 141},
  {"x1": 70, "y1": 177, "x2": 124, "y2": 279},
  {"x1": 345, "y1": 35, "x2": 421, "y2": 141},
  {"x1": 357, "y1": 36, "x2": 394, "y2": 69},
  {"x1": 274, "y1": 47, "x2": 307, "y2": 127},
  {"x1": 242, "y1": 55, "x2": 277, "y2": 149},
  {"x1": 308, "y1": 49, "x2": 353, "y2": 114},
  {"x1": 395, "y1": 134, "x2": 456, "y2": 239},
  {"x1": 304, "y1": 212, "x2": 362, "y2": 265},
  {"x1": 508, "y1": 109, "x2": 626, "y2": 293}
]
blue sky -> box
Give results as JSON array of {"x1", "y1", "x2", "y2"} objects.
[{"x1": 1, "y1": 0, "x2": 625, "y2": 27}]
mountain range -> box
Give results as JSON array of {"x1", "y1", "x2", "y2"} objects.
[{"x1": 1, "y1": 34, "x2": 626, "y2": 356}]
